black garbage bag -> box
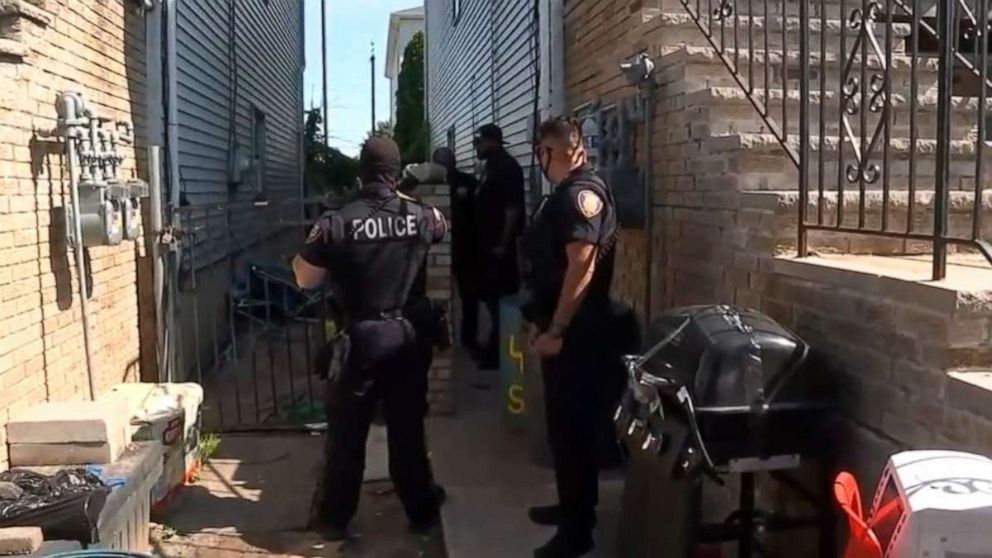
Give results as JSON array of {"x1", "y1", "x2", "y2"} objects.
[{"x1": 0, "y1": 468, "x2": 110, "y2": 544}]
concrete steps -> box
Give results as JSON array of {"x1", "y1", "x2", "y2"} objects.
[
  {"x1": 649, "y1": 0, "x2": 884, "y2": 18},
  {"x1": 697, "y1": 132, "x2": 992, "y2": 192},
  {"x1": 739, "y1": 189, "x2": 992, "y2": 255},
  {"x1": 656, "y1": 44, "x2": 942, "y2": 97},
  {"x1": 685, "y1": 86, "x2": 992, "y2": 141},
  {"x1": 641, "y1": 11, "x2": 914, "y2": 54}
]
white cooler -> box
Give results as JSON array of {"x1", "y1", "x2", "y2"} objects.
[{"x1": 100, "y1": 383, "x2": 204, "y2": 510}]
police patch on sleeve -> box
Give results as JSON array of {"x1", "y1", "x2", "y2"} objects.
[{"x1": 576, "y1": 189, "x2": 604, "y2": 219}]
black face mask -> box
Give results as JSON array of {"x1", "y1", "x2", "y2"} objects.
[
  {"x1": 359, "y1": 136, "x2": 402, "y2": 187},
  {"x1": 537, "y1": 146, "x2": 553, "y2": 183}
]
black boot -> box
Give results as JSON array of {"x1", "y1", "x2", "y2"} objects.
[
  {"x1": 528, "y1": 504, "x2": 561, "y2": 526},
  {"x1": 409, "y1": 485, "x2": 448, "y2": 534},
  {"x1": 312, "y1": 520, "x2": 349, "y2": 542},
  {"x1": 533, "y1": 530, "x2": 594, "y2": 558}
]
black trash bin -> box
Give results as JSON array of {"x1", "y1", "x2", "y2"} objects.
[{"x1": 615, "y1": 305, "x2": 836, "y2": 558}]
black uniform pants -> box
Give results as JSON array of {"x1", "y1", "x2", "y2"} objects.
[
  {"x1": 318, "y1": 318, "x2": 438, "y2": 527},
  {"x1": 479, "y1": 297, "x2": 501, "y2": 367},
  {"x1": 459, "y1": 290, "x2": 480, "y2": 350},
  {"x1": 541, "y1": 319, "x2": 606, "y2": 537}
]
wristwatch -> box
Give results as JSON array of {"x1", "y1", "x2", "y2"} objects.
[{"x1": 547, "y1": 322, "x2": 568, "y2": 339}]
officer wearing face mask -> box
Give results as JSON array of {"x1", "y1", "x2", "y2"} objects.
[
  {"x1": 294, "y1": 136, "x2": 448, "y2": 541},
  {"x1": 519, "y1": 117, "x2": 618, "y2": 558}
]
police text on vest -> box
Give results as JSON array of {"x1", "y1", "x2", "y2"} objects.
[{"x1": 350, "y1": 215, "x2": 419, "y2": 241}]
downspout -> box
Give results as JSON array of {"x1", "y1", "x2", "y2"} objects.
[
  {"x1": 148, "y1": 146, "x2": 166, "y2": 381},
  {"x1": 423, "y1": 5, "x2": 431, "y2": 158},
  {"x1": 164, "y1": 0, "x2": 179, "y2": 382},
  {"x1": 642, "y1": 79, "x2": 656, "y2": 327},
  {"x1": 165, "y1": 0, "x2": 180, "y2": 210}
]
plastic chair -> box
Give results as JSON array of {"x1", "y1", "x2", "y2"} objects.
[{"x1": 834, "y1": 472, "x2": 884, "y2": 558}]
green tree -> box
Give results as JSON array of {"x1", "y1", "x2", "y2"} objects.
[
  {"x1": 303, "y1": 108, "x2": 358, "y2": 200},
  {"x1": 393, "y1": 31, "x2": 426, "y2": 164}
]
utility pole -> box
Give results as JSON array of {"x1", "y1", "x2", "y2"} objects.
[
  {"x1": 321, "y1": 0, "x2": 329, "y2": 145},
  {"x1": 370, "y1": 42, "x2": 376, "y2": 135}
]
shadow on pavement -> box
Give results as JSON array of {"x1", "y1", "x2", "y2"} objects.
[{"x1": 153, "y1": 433, "x2": 445, "y2": 558}]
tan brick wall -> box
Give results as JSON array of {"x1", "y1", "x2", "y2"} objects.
[
  {"x1": 0, "y1": 0, "x2": 147, "y2": 470},
  {"x1": 565, "y1": 1, "x2": 656, "y2": 317},
  {"x1": 415, "y1": 182, "x2": 455, "y2": 414}
]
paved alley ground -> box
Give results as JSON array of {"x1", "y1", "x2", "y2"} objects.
[
  {"x1": 151, "y1": 433, "x2": 446, "y2": 558},
  {"x1": 428, "y1": 356, "x2": 625, "y2": 558}
]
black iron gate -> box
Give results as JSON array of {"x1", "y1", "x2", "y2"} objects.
[
  {"x1": 160, "y1": 197, "x2": 340, "y2": 432},
  {"x1": 682, "y1": 0, "x2": 992, "y2": 279}
]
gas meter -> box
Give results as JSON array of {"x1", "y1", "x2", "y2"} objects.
[{"x1": 67, "y1": 183, "x2": 124, "y2": 248}]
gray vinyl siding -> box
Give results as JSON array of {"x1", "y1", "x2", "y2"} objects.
[
  {"x1": 174, "y1": 0, "x2": 303, "y2": 268},
  {"x1": 175, "y1": 0, "x2": 303, "y2": 207},
  {"x1": 426, "y1": 0, "x2": 538, "y2": 184}
]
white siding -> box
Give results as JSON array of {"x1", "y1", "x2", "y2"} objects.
[
  {"x1": 426, "y1": 0, "x2": 538, "y2": 182},
  {"x1": 175, "y1": 0, "x2": 303, "y2": 206}
]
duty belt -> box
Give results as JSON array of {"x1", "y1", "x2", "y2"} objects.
[{"x1": 350, "y1": 308, "x2": 405, "y2": 323}]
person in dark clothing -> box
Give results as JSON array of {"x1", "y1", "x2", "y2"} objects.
[
  {"x1": 294, "y1": 136, "x2": 448, "y2": 541},
  {"x1": 519, "y1": 118, "x2": 618, "y2": 558},
  {"x1": 431, "y1": 147, "x2": 482, "y2": 354},
  {"x1": 473, "y1": 124, "x2": 526, "y2": 370}
]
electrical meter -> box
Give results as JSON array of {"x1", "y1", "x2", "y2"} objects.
[{"x1": 110, "y1": 179, "x2": 149, "y2": 241}]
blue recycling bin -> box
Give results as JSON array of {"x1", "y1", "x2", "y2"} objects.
[{"x1": 498, "y1": 296, "x2": 527, "y2": 432}]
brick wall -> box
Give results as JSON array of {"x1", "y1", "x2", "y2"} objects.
[
  {"x1": 416, "y1": 181, "x2": 455, "y2": 414},
  {"x1": 0, "y1": 0, "x2": 147, "y2": 470}
]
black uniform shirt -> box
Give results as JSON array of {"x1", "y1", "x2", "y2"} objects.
[
  {"x1": 300, "y1": 182, "x2": 447, "y2": 318},
  {"x1": 475, "y1": 149, "x2": 526, "y2": 296},
  {"x1": 519, "y1": 168, "x2": 616, "y2": 325},
  {"x1": 448, "y1": 168, "x2": 480, "y2": 278}
]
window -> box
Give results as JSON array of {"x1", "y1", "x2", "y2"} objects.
[
  {"x1": 252, "y1": 107, "x2": 267, "y2": 193},
  {"x1": 452, "y1": 0, "x2": 462, "y2": 22},
  {"x1": 446, "y1": 125, "x2": 456, "y2": 150}
]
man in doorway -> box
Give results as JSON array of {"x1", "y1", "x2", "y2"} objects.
[{"x1": 473, "y1": 124, "x2": 525, "y2": 371}]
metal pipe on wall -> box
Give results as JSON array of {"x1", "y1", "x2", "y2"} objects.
[
  {"x1": 164, "y1": 0, "x2": 180, "y2": 210},
  {"x1": 149, "y1": 146, "x2": 166, "y2": 382},
  {"x1": 59, "y1": 93, "x2": 99, "y2": 401},
  {"x1": 321, "y1": 0, "x2": 329, "y2": 144},
  {"x1": 642, "y1": 80, "x2": 656, "y2": 327}
]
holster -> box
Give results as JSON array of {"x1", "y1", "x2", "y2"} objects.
[
  {"x1": 313, "y1": 332, "x2": 351, "y2": 386},
  {"x1": 405, "y1": 297, "x2": 452, "y2": 350}
]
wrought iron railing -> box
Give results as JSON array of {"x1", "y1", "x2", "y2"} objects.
[{"x1": 680, "y1": 0, "x2": 992, "y2": 279}]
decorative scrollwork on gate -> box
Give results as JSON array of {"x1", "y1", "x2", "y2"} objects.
[
  {"x1": 839, "y1": 1, "x2": 888, "y2": 186},
  {"x1": 712, "y1": 0, "x2": 734, "y2": 21}
]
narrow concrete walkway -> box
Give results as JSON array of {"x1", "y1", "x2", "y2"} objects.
[
  {"x1": 429, "y1": 356, "x2": 624, "y2": 558},
  {"x1": 153, "y1": 433, "x2": 445, "y2": 558}
]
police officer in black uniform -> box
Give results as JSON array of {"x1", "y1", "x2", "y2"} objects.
[
  {"x1": 294, "y1": 136, "x2": 448, "y2": 541},
  {"x1": 519, "y1": 117, "x2": 618, "y2": 558}
]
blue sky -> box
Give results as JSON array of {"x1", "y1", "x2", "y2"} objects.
[{"x1": 303, "y1": 0, "x2": 421, "y2": 156}]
